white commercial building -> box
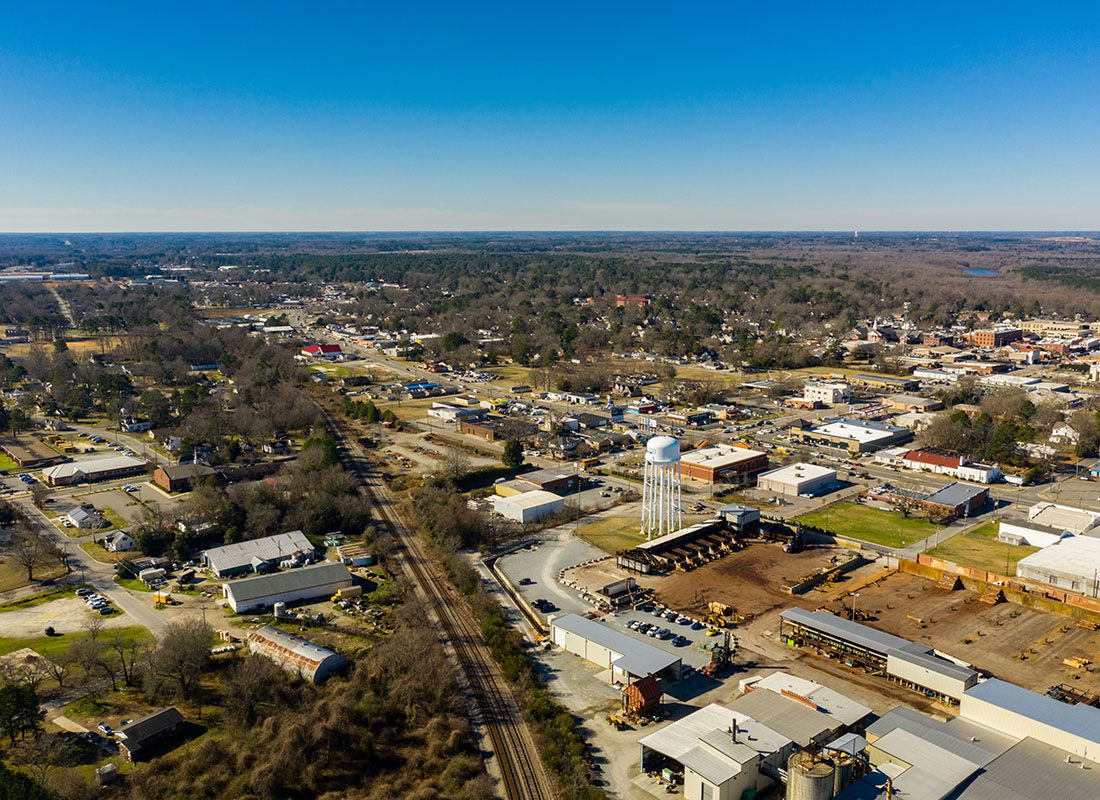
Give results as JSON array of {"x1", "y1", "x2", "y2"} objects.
[
  {"x1": 1015, "y1": 537, "x2": 1100, "y2": 597},
  {"x1": 960, "y1": 678, "x2": 1100, "y2": 763},
  {"x1": 1027, "y1": 502, "x2": 1100, "y2": 535},
  {"x1": 803, "y1": 381, "x2": 851, "y2": 405},
  {"x1": 756, "y1": 463, "x2": 837, "y2": 497},
  {"x1": 222, "y1": 561, "x2": 353, "y2": 613},
  {"x1": 550, "y1": 613, "x2": 681, "y2": 684},
  {"x1": 492, "y1": 490, "x2": 564, "y2": 523}
]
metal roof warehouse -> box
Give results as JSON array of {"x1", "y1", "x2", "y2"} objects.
[
  {"x1": 202, "y1": 530, "x2": 314, "y2": 577},
  {"x1": 222, "y1": 561, "x2": 353, "y2": 613},
  {"x1": 780, "y1": 609, "x2": 978, "y2": 701},
  {"x1": 550, "y1": 613, "x2": 682, "y2": 684}
]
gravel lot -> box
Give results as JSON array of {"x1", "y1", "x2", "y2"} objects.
[{"x1": 0, "y1": 596, "x2": 132, "y2": 638}]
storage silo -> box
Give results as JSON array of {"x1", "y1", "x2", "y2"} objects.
[
  {"x1": 833, "y1": 750, "x2": 856, "y2": 794},
  {"x1": 786, "y1": 751, "x2": 836, "y2": 800}
]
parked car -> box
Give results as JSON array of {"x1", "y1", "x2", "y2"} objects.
[
  {"x1": 97, "y1": 722, "x2": 113, "y2": 736},
  {"x1": 76, "y1": 588, "x2": 92, "y2": 597}
]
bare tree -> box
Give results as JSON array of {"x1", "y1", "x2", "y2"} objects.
[
  {"x1": 145, "y1": 619, "x2": 211, "y2": 700},
  {"x1": 42, "y1": 650, "x2": 74, "y2": 691},
  {"x1": 440, "y1": 447, "x2": 470, "y2": 483},
  {"x1": 109, "y1": 630, "x2": 146, "y2": 687},
  {"x1": 10, "y1": 528, "x2": 47, "y2": 582}
]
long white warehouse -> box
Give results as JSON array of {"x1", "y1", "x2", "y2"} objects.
[{"x1": 223, "y1": 561, "x2": 353, "y2": 613}]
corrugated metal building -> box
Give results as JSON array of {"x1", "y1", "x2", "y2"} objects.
[
  {"x1": 248, "y1": 626, "x2": 348, "y2": 684},
  {"x1": 780, "y1": 609, "x2": 978, "y2": 702}
]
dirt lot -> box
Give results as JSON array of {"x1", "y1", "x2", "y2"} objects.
[
  {"x1": 566, "y1": 541, "x2": 870, "y2": 619},
  {"x1": 823, "y1": 571, "x2": 1100, "y2": 696},
  {"x1": 656, "y1": 543, "x2": 867, "y2": 618}
]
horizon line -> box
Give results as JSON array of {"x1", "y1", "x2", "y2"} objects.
[{"x1": 2, "y1": 229, "x2": 1099, "y2": 236}]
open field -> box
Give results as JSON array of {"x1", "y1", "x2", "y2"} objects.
[
  {"x1": 574, "y1": 516, "x2": 645, "y2": 554},
  {"x1": 827, "y1": 571, "x2": 1100, "y2": 696},
  {"x1": 0, "y1": 557, "x2": 66, "y2": 594},
  {"x1": 574, "y1": 513, "x2": 713, "y2": 554},
  {"x1": 927, "y1": 520, "x2": 1040, "y2": 575},
  {"x1": 0, "y1": 625, "x2": 150, "y2": 660},
  {"x1": 795, "y1": 502, "x2": 939, "y2": 548}
]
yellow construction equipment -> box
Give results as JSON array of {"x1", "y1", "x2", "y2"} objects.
[
  {"x1": 708, "y1": 602, "x2": 733, "y2": 617},
  {"x1": 607, "y1": 713, "x2": 627, "y2": 731}
]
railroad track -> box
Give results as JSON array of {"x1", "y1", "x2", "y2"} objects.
[{"x1": 319, "y1": 407, "x2": 555, "y2": 800}]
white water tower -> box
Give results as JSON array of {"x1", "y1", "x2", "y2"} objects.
[{"x1": 641, "y1": 435, "x2": 682, "y2": 539}]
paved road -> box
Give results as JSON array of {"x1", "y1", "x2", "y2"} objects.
[{"x1": 16, "y1": 496, "x2": 168, "y2": 637}]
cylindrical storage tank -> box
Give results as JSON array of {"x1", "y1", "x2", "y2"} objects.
[
  {"x1": 273, "y1": 601, "x2": 286, "y2": 619},
  {"x1": 786, "y1": 751, "x2": 836, "y2": 800},
  {"x1": 646, "y1": 435, "x2": 680, "y2": 464},
  {"x1": 833, "y1": 752, "x2": 855, "y2": 794}
]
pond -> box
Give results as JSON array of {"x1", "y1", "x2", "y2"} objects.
[{"x1": 963, "y1": 268, "x2": 999, "y2": 276}]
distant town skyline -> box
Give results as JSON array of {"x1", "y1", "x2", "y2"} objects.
[{"x1": 2, "y1": 2, "x2": 1098, "y2": 232}]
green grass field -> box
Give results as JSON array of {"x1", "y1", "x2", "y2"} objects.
[
  {"x1": 0, "y1": 625, "x2": 151, "y2": 659},
  {"x1": 575, "y1": 513, "x2": 712, "y2": 553},
  {"x1": 927, "y1": 520, "x2": 1039, "y2": 576},
  {"x1": 80, "y1": 540, "x2": 130, "y2": 564},
  {"x1": 574, "y1": 516, "x2": 646, "y2": 554},
  {"x1": 114, "y1": 576, "x2": 153, "y2": 592},
  {"x1": 794, "y1": 502, "x2": 939, "y2": 549},
  {"x1": 0, "y1": 453, "x2": 18, "y2": 471}
]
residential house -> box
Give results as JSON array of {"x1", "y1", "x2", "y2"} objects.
[
  {"x1": 116, "y1": 707, "x2": 184, "y2": 761},
  {"x1": 102, "y1": 531, "x2": 136, "y2": 552}
]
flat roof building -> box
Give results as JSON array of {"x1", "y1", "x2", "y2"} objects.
[
  {"x1": 515, "y1": 468, "x2": 580, "y2": 494},
  {"x1": 1015, "y1": 536, "x2": 1100, "y2": 597},
  {"x1": 679, "y1": 444, "x2": 767, "y2": 483},
  {"x1": 491, "y1": 489, "x2": 564, "y2": 523},
  {"x1": 756, "y1": 463, "x2": 837, "y2": 497},
  {"x1": 790, "y1": 417, "x2": 912, "y2": 454}
]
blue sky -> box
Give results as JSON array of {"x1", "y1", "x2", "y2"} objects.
[{"x1": 1, "y1": 2, "x2": 1098, "y2": 231}]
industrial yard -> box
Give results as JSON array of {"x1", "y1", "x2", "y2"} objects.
[{"x1": 822, "y1": 570, "x2": 1100, "y2": 698}]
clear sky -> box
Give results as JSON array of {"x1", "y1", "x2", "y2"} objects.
[{"x1": 1, "y1": 2, "x2": 1098, "y2": 232}]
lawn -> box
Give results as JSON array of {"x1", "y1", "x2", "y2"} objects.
[
  {"x1": 80, "y1": 541, "x2": 130, "y2": 564},
  {"x1": 0, "y1": 586, "x2": 77, "y2": 612},
  {"x1": 114, "y1": 576, "x2": 153, "y2": 592},
  {"x1": 927, "y1": 520, "x2": 1039, "y2": 576},
  {"x1": 0, "y1": 453, "x2": 17, "y2": 471},
  {"x1": 574, "y1": 515, "x2": 646, "y2": 554},
  {"x1": 574, "y1": 514, "x2": 713, "y2": 553},
  {"x1": 101, "y1": 508, "x2": 128, "y2": 530},
  {"x1": 0, "y1": 625, "x2": 151, "y2": 659},
  {"x1": 0, "y1": 557, "x2": 66, "y2": 594},
  {"x1": 794, "y1": 502, "x2": 940, "y2": 549}
]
